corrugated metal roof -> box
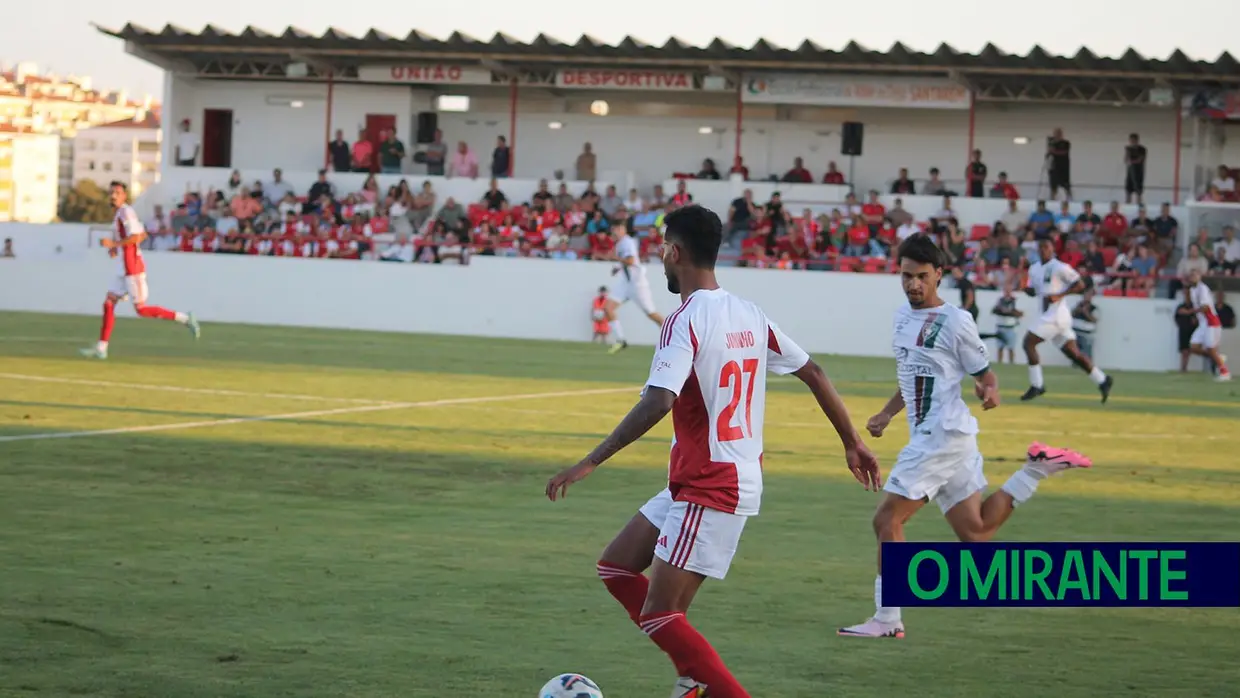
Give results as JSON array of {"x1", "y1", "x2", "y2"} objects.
[{"x1": 95, "y1": 23, "x2": 1240, "y2": 80}]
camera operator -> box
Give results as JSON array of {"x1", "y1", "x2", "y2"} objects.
[
  {"x1": 1046, "y1": 128, "x2": 1072, "y2": 201},
  {"x1": 1124, "y1": 133, "x2": 1147, "y2": 205}
]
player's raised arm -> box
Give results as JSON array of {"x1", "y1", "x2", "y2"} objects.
[
  {"x1": 546, "y1": 309, "x2": 695, "y2": 501},
  {"x1": 767, "y1": 322, "x2": 881, "y2": 490}
]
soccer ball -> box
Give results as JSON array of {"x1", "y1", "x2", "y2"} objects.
[{"x1": 538, "y1": 673, "x2": 604, "y2": 698}]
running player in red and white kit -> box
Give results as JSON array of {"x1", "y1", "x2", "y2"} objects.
[
  {"x1": 1186, "y1": 268, "x2": 1232, "y2": 381},
  {"x1": 80, "y1": 181, "x2": 200, "y2": 359},
  {"x1": 546, "y1": 205, "x2": 881, "y2": 697}
]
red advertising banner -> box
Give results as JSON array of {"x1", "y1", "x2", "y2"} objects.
[{"x1": 555, "y1": 69, "x2": 694, "y2": 90}]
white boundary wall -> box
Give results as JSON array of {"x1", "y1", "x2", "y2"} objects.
[{"x1": 0, "y1": 253, "x2": 1183, "y2": 372}]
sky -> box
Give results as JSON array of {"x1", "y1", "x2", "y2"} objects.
[{"x1": 5, "y1": 0, "x2": 1240, "y2": 99}]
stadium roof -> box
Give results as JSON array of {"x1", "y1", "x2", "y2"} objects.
[{"x1": 96, "y1": 23, "x2": 1240, "y2": 81}]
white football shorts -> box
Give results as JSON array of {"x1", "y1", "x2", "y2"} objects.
[
  {"x1": 639, "y1": 488, "x2": 747, "y2": 580},
  {"x1": 884, "y1": 431, "x2": 988, "y2": 514},
  {"x1": 611, "y1": 275, "x2": 657, "y2": 315},
  {"x1": 1029, "y1": 310, "x2": 1076, "y2": 348},
  {"x1": 109, "y1": 273, "x2": 149, "y2": 305},
  {"x1": 1190, "y1": 324, "x2": 1222, "y2": 349}
]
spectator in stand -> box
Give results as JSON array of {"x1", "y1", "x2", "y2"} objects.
[
  {"x1": 765, "y1": 191, "x2": 792, "y2": 240},
  {"x1": 922, "y1": 167, "x2": 946, "y2": 196},
  {"x1": 359, "y1": 175, "x2": 380, "y2": 206},
  {"x1": 379, "y1": 129, "x2": 404, "y2": 177},
  {"x1": 999, "y1": 199, "x2": 1026, "y2": 236},
  {"x1": 890, "y1": 168, "x2": 916, "y2": 195},
  {"x1": 930, "y1": 196, "x2": 957, "y2": 235},
  {"x1": 555, "y1": 182, "x2": 578, "y2": 212},
  {"x1": 993, "y1": 229, "x2": 1023, "y2": 267},
  {"x1": 841, "y1": 192, "x2": 863, "y2": 224},
  {"x1": 265, "y1": 169, "x2": 294, "y2": 209},
  {"x1": 1053, "y1": 200, "x2": 1075, "y2": 236},
  {"x1": 276, "y1": 192, "x2": 302, "y2": 219},
  {"x1": 861, "y1": 191, "x2": 886, "y2": 233},
  {"x1": 1211, "y1": 165, "x2": 1236, "y2": 195},
  {"x1": 449, "y1": 141, "x2": 479, "y2": 179},
  {"x1": 670, "y1": 180, "x2": 693, "y2": 207},
  {"x1": 1060, "y1": 239, "x2": 1085, "y2": 269},
  {"x1": 782, "y1": 157, "x2": 813, "y2": 183},
  {"x1": 1124, "y1": 133, "x2": 1147, "y2": 204},
  {"x1": 1129, "y1": 204, "x2": 1153, "y2": 242},
  {"x1": 966, "y1": 149, "x2": 987, "y2": 197},
  {"x1": 327, "y1": 129, "x2": 350, "y2": 173},
  {"x1": 425, "y1": 130, "x2": 448, "y2": 176},
  {"x1": 3, "y1": 238, "x2": 14, "y2": 258},
  {"x1": 1047, "y1": 127, "x2": 1073, "y2": 200},
  {"x1": 576, "y1": 143, "x2": 597, "y2": 181},
  {"x1": 1209, "y1": 245, "x2": 1231, "y2": 276},
  {"x1": 942, "y1": 221, "x2": 966, "y2": 264},
  {"x1": 649, "y1": 184, "x2": 667, "y2": 209},
  {"x1": 729, "y1": 156, "x2": 750, "y2": 179},
  {"x1": 175, "y1": 119, "x2": 200, "y2": 166},
  {"x1": 527, "y1": 180, "x2": 550, "y2": 209},
  {"x1": 1129, "y1": 244, "x2": 1158, "y2": 292},
  {"x1": 698, "y1": 159, "x2": 721, "y2": 180},
  {"x1": 624, "y1": 187, "x2": 644, "y2": 212},
  {"x1": 351, "y1": 129, "x2": 374, "y2": 173},
  {"x1": 1214, "y1": 225, "x2": 1240, "y2": 273},
  {"x1": 990, "y1": 172, "x2": 1019, "y2": 200},
  {"x1": 600, "y1": 185, "x2": 624, "y2": 217},
  {"x1": 1201, "y1": 184, "x2": 1225, "y2": 202},
  {"x1": 1099, "y1": 202, "x2": 1128, "y2": 246},
  {"x1": 146, "y1": 204, "x2": 169, "y2": 237},
  {"x1": 491, "y1": 135, "x2": 511, "y2": 178},
  {"x1": 409, "y1": 180, "x2": 435, "y2": 230},
  {"x1": 895, "y1": 215, "x2": 920, "y2": 242},
  {"x1": 822, "y1": 161, "x2": 845, "y2": 185},
  {"x1": 1074, "y1": 201, "x2": 1101, "y2": 243},
  {"x1": 230, "y1": 186, "x2": 262, "y2": 223},
  {"x1": 436, "y1": 197, "x2": 468, "y2": 236},
  {"x1": 1083, "y1": 240, "x2": 1107, "y2": 276},
  {"x1": 482, "y1": 179, "x2": 507, "y2": 211},
  {"x1": 307, "y1": 170, "x2": 335, "y2": 213},
  {"x1": 887, "y1": 198, "x2": 913, "y2": 228}
]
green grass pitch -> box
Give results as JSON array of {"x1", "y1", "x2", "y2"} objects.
[{"x1": 1, "y1": 310, "x2": 1237, "y2": 696}]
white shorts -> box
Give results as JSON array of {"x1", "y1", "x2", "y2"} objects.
[
  {"x1": 1029, "y1": 313, "x2": 1075, "y2": 348},
  {"x1": 1190, "y1": 325, "x2": 1222, "y2": 349},
  {"x1": 109, "y1": 273, "x2": 149, "y2": 305},
  {"x1": 612, "y1": 276, "x2": 657, "y2": 315},
  {"x1": 639, "y1": 488, "x2": 747, "y2": 580},
  {"x1": 884, "y1": 431, "x2": 988, "y2": 514}
]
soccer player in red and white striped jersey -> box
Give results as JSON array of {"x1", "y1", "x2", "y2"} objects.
[
  {"x1": 1186, "y1": 268, "x2": 1232, "y2": 381},
  {"x1": 546, "y1": 205, "x2": 881, "y2": 697},
  {"x1": 80, "y1": 182, "x2": 200, "y2": 360}
]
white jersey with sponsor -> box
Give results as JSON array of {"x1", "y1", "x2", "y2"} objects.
[
  {"x1": 892, "y1": 303, "x2": 989, "y2": 439},
  {"x1": 615, "y1": 235, "x2": 647, "y2": 283},
  {"x1": 1191, "y1": 281, "x2": 1222, "y2": 328},
  {"x1": 1028, "y1": 257, "x2": 1080, "y2": 323},
  {"x1": 644, "y1": 288, "x2": 810, "y2": 516}
]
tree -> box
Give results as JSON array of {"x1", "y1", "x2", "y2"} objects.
[{"x1": 59, "y1": 180, "x2": 113, "y2": 223}]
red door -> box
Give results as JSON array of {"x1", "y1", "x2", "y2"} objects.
[
  {"x1": 364, "y1": 114, "x2": 396, "y2": 173},
  {"x1": 201, "y1": 109, "x2": 233, "y2": 168}
]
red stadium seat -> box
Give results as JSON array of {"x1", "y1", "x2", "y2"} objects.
[
  {"x1": 863, "y1": 257, "x2": 887, "y2": 273},
  {"x1": 969, "y1": 224, "x2": 992, "y2": 241},
  {"x1": 371, "y1": 216, "x2": 390, "y2": 234}
]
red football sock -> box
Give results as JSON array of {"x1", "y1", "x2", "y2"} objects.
[
  {"x1": 135, "y1": 305, "x2": 177, "y2": 321},
  {"x1": 100, "y1": 301, "x2": 116, "y2": 342},
  {"x1": 638, "y1": 611, "x2": 750, "y2": 697},
  {"x1": 597, "y1": 561, "x2": 690, "y2": 676}
]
